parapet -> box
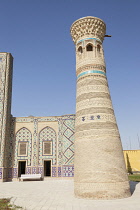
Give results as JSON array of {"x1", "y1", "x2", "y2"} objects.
[{"x1": 70, "y1": 16, "x2": 106, "y2": 44}]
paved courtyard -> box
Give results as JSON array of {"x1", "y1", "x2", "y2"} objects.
[{"x1": 0, "y1": 179, "x2": 139, "y2": 210}]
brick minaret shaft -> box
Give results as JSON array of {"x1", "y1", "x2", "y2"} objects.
[{"x1": 71, "y1": 16, "x2": 130, "y2": 199}]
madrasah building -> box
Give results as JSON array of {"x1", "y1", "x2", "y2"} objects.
[{"x1": 0, "y1": 17, "x2": 140, "y2": 182}]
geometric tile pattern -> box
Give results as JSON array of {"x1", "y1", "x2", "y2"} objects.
[
  {"x1": 0, "y1": 53, "x2": 13, "y2": 168},
  {"x1": 58, "y1": 119, "x2": 63, "y2": 165},
  {"x1": 58, "y1": 167, "x2": 61, "y2": 177},
  {"x1": 39, "y1": 126, "x2": 57, "y2": 165},
  {"x1": 62, "y1": 165, "x2": 74, "y2": 177},
  {"x1": 26, "y1": 167, "x2": 31, "y2": 174},
  {"x1": 61, "y1": 118, "x2": 75, "y2": 165},
  {"x1": 0, "y1": 55, "x2": 7, "y2": 165},
  {"x1": 33, "y1": 119, "x2": 38, "y2": 166},
  {"x1": 32, "y1": 167, "x2": 37, "y2": 174},
  {"x1": 38, "y1": 167, "x2": 43, "y2": 175},
  {"x1": 14, "y1": 127, "x2": 32, "y2": 166},
  {"x1": 58, "y1": 115, "x2": 75, "y2": 166},
  {"x1": 8, "y1": 118, "x2": 15, "y2": 168},
  {"x1": 0, "y1": 168, "x2": 2, "y2": 179},
  {"x1": 52, "y1": 167, "x2": 57, "y2": 177},
  {"x1": 38, "y1": 117, "x2": 58, "y2": 122}
]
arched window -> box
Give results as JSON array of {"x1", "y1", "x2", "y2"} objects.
[
  {"x1": 97, "y1": 44, "x2": 101, "y2": 52},
  {"x1": 78, "y1": 46, "x2": 83, "y2": 54},
  {"x1": 15, "y1": 127, "x2": 32, "y2": 166},
  {"x1": 39, "y1": 126, "x2": 57, "y2": 166},
  {"x1": 86, "y1": 44, "x2": 93, "y2": 51}
]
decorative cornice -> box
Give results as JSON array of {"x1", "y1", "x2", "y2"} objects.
[{"x1": 70, "y1": 16, "x2": 106, "y2": 44}]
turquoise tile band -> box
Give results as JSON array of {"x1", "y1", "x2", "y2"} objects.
[
  {"x1": 77, "y1": 70, "x2": 106, "y2": 79},
  {"x1": 77, "y1": 37, "x2": 102, "y2": 44}
]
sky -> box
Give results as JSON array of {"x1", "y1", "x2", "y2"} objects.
[{"x1": 0, "y1": 0, "x2": 140, "y2": 150}]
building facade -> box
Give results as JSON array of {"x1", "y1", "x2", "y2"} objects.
[
  {"x1": 2, "y1": 114, "x2": 75, "y2": 181},
  {"x1": 124, "y1": 150, "x2": 140, "y2": 172}
]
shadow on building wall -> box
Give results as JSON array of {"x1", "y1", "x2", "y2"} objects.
[
  {"x1": 7, "y1": 117, "x2": 16, "y2": 181},
  {"x1": 126, "y1": 153, "x2": 133, "y2": 174}
]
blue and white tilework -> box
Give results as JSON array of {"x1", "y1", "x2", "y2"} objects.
[
  {"x1": 26, "y1": 167, "x2": 31, "y2": 174},
  {"x1": 62, "y1": 165, "x2": 74, "y2": 177},
  {"x1": 38, "y1": 167, "x2": 43, "y2": 175},
  {"x1": 61, "y1": 116, "x2": 75, "y2": 165},
  {"x1": 0, "y1": 168, "x2": 2, "y2": 179},
  {"x1": 4, "y1": 115, "x2": 76, "y2": 179},
  {"x1": 33, "y1": 119, "x2": 38, "y2": 166},
  {"x1": 32, "y1": 167, "x2": 37, "y2": 174},
  {"x1": 52, "y1": 167, "x2": 57, "y2": 177},
  {"x1": 39, "y1": 126, "x2": 57, "y2": 165},
  {"x1": 58, "y1": 167, "x2": 61, "y2": 177},
  {"x1": 14, "y1": 127, "x2": 32, "y2": 167}
]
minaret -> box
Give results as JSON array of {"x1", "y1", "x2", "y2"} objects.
[
  {"x1": 0, "y1": 53, "x2": 13, "y2": 181},
  {"x1": 70, "y1": 17, "x2": 130, "y2": 199}
]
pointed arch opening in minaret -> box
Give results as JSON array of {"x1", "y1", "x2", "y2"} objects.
[
  {"x1": 78, "y1": 46, "x2": 83, "y2": 54},
  {"x1": 86, "y1": 44, "x2": 93, "y2": 51},
  {"x1": 97, "y1": 44, "x2": 101, "y2": 52}
]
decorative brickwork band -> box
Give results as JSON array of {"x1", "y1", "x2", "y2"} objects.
[
  {"x1": 77, "y1": 70, "x2": 106, "y2": 79},
  {"x1": 77, "y1": 37, "x2": 102, "y2": 44}
]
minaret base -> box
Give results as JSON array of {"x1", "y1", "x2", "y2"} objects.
[{"x1": 74, "y1": 181, "x2": 131, "y2": 199}]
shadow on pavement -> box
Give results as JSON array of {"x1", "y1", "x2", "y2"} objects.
[{"x1": 129, "y1": 181, "x2": 139, "y2": 194}]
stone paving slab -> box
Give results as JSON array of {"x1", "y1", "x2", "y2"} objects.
[{"x1": 0, "y1": 179, "x2": 139, "y2": 210}]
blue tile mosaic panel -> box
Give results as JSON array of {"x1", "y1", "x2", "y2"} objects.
[
  {"x1": 0, "y1": 168, "x2": 2, "y2": 179},
  {"x1": 38, "y1": 167, "x2": 43, "y2": 175},
  {"x1": 62, "y1": 165, "x2": 74, "y2": 177},
  {"x1": 58, "y1": 115, "x2": 75, "y2": 167},
  {"x1": 33, "y1": 119, "x2": 38, "y2": 166},
  {"x1": 58, "y1": 167, "x2": 61, "y2": 177},
  {"x1": 26, "y1": 167, "x2": 31, "y2": 174},
  {"x1": 61, "y1": 118, "x2": 75, "y2": 165},
  {"x1": 32, "y1": 167, "x2": 37, "y2": 174},
  {"x1": 14, "y1": 127, "x2": 32, "y2": 167},
  {"x1": 52, "y1": 167, "x2": 57, "y2": 177}
]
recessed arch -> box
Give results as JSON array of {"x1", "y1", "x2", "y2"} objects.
[
  {"x1": 15, "y1": 127, "x2": 32, "y2": 167},
  {"x1": 97, "y1": 44, "x2": 101, "y2": 52},
  {"x1": 86, "y1": 44, "x2": 93, "y2": 51},
  {"x1": 39, "y1": 126, "x2": 56, "y2": 139},
  {"x1": 77, "y1": 46, "x2": 83, "y2": 54},
  {"x1": 39, "y1": 126, "x2": 57, "y2": 166},
  {"x1": 16, "y1": 127, "x2": 32, "y2": 137}
]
